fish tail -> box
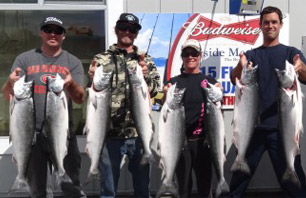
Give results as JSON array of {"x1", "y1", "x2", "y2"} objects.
[
  {"x1": 282, "y1": 168, "x2": 301, "y2": 187},
  {"x1": 60, "y1": 173, "x2": 72, "y2": 183},
  {"x1": 84, "y1": 171, "x2": 101, "y2": 185},
  {"x1": 215, "y1": 179, "x2": 230, "y2": 198},
  {"x1": 9, "y1": 178, "x2": 29, "y2": 193},
  {"x1": 230, "y1": 159, "x2": 251, "y2": 175},
  {"x1": 156, "y1": 183, "x2": 179, "y2": 198},
  {"x1": 140, "y1": 153, "x2": 152, "y2": 165},
  {"x1": 55, "y1": 172, "x2": 72, "y2": 189}
]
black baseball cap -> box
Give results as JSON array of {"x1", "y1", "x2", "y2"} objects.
[
  {"x1": 40, "y1": 16, "x2": 66, "y2": 32},
  {"x1": 116, "y1": 13, "x2": 142, "y2": 30}
]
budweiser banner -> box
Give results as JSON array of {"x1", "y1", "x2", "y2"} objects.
[{"x1": 132, "y1": 13, "x2": 289, "y2": 109}]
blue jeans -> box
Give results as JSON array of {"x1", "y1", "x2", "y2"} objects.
[
  {"x1": 99, "y1": 138, "x2": 151, "y2": 198},
  {"x1": 229, "y1": 129, "x2": 306, "y2": 198}
]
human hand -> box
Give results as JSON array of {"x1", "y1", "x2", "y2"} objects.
[
  {"x1": 63, "y1": 68, "x2": 72, "y2": 90},
  {"x1": 293, "y1": 54, "x2": 306, "y2": 75},
  {"x1": 163, "y1": 83, "x2": 172, "y2": 95},
  {"x1": 9, "y1": 67, "x2": 22, "y2": 87},
  {"x1": 238, "y1": 52, "x2": 253, "y2": 69},
  {"x1": 214, "y1": 82, "x2": 223, "y2": 91},
  {"x1": 88, "y1": 60, "x2": 98, "y2": 80},
  {"x1": 238, "y1": 52, "x2": 248, "y2": 69},
  {"x1": 162, "y1": 83, "x2": 172, "y2": 103}
]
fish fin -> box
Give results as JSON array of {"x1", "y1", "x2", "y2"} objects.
[
  {"x1": 84, "y1": 171, "x2": 101, "y2": 186},
  {"x1": 42, "y1": 125, "x2": 48, "y2": 137},
  {"x1": 162, "y1": 112, "x2": 166, "y2": 122},
  {"x1": 230, "y1": 158, "x2": 251, "y2": 175},
  {"x1": 67, "y1": 129, "x2": 70, "y2": 139},
  {"x1": 282, "y1": 168, "x2": 301, "y2": 187},
  {"x1": 291, "y1": 94, "x2": 295, "y2": 107},
  {"x1": 299, "y1": 124, "x2": 304, "y2": 135},
  {"x1": 141, "y1": 85, "x2": 148, "y2": 100},
  {"x1": 83, "y1": 125, "x2": 89, "y2": 135},
  {"x1": 231, "y1": 118, "x2": 235, "y2": 127},
  {"x1": 92, "y1": 95, "x2": 98, "y2": 109},
  {"x1": 62, "y1": 96, "x2": 67, "y2": 110},
  {"x1": 12, "y1": 154, "x2": 17, "y2": 164},
  {"x1": 295, "y1": 132, "x2": 300, "y2": 145},
  {"x1": 159, "y1": 160, "x2": 165, "y2": 172},
  {"x1": 32, "y1": 132, "x2": 37, "y2": 145},
  {"x1": 56, "y1": 172, "x2": 72, "y2": 188},
  {"x1": 9, "y1": 94, "x2": 13, "y2": 103},
  {"x1": 120, "y1": 155, "x2": 128, "y2": 169},
  {"x1": 183, "y1": 138, "x2": 188, "y2": 148},
  {"x1": 222, "y1": 153, "x2": 227, "y2": 164},
  {"x1": 163, "y1": 109, "x2": 169, "y2": 122},
  {"x1": 232, "y1": 132, "x2": 239, "y2": 148},
  {"x1": 10, "y1": 98, "x2": 16, "y2": 116},
  {"x1": 224, "y1": 137, "x2": 227, "y2": 156},
  {"x1": 140, "y1": 154, "x2": 153, "y2": 165},
  {"x1": 9, "y1": 178, "x2": 29, "y2": 193},
  {"x1": 215, "y1": 179, "x2": 230, "y2": 198},
  {"x1": 156, "y1": 182, "x2": 179, "y2": 198},
  {"x1": 150, "y1": 150, "x2": 160, "y2": 167}
]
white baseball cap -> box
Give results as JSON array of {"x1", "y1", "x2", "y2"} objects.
[{"x1": 181, "y1": 39, "x2": 202, "y2": 52}]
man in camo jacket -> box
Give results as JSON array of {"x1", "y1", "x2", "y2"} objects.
[{"x1": 88, "y1": 13, "x2": 160, "y2": 198}]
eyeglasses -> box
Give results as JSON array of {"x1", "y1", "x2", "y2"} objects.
[
  {"x1": 181, "y1": 51, "x2": 200, "y2": 58},
  {"x1": 116, "y1": 24, "x2": 138, "y2": 34},
  {"x1": 42, "y1": 26, "x2": 65, "y2": 35}
]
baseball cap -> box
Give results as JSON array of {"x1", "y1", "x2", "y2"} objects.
[
  {"x1": 116, "y1": 13, "x2": 142, "y2": 30},
  {"x1": 40, "y1": 16, "x2": 66, "y2": 32},
  {"x1": 181, "y1": 39, "x2": 202, "y2": 52}
]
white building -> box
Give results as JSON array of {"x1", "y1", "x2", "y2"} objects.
[{"x1": 1, "y1": 0, "x2": 306, "y2": 196}]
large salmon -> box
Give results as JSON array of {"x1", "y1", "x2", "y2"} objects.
[
  {"x1": 276, "y1": 61, "x2": 303, "y2": 186},
  {"x1": 45, "y1": 74, "x2": 71, "y2": 184},
  {"x1": 9, "y1": 76, "x2": 35, "y2": 192},
  {"x1": 129, "y1": 64, "x2": 154, "y2": 164},
  {"x1": 231, "y1": 65, "x2": 259, "y2": 174},
  {"x1": 84, "y1": 66, "x2": 112, "y2": 183},
  {"x1": 203, "y1": 81, "x2": 229, "y2": 198},
  {"x1": 155, "y1": 84, "x2": 186, "y2": 198}
]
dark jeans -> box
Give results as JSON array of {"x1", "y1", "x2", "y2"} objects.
[
  {"x1": 27, "y1": 133, "x2": 86, "y2": 198},
  {"x1": 99, "y1": 138, "x2": 151, "y2": 198},
  {"x1": 229, "y1": 129, "x2": 306, "y2": 198},
  {"x1": 175, "y1": 139, "x2": 212, "y2": 198}
]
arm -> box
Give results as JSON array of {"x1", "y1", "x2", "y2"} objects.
[
  {"x1": 88, "y1": 57, "x2": 98, "y2": 82},
  {"x1": 63, "y1": 65, "x2": 85, "y2": 104},
  {"x1": 231, "y1": 52, "x2": 248, "y2": 85},
  {"x1": 2, "y1": 68, "x2": 22, "y2": 102},
  {"x1": 162, "y1": 83, "x2": 172, "y2": 104},
  {"x1": 293, "y1": 54, "x2": 306, "y2": 81},
  {"x1": 138, "y1": 53, "x2": 161, "y2": 97}
]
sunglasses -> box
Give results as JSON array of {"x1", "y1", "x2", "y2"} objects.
[
  {"x1": 116, "y1": 24, "x2": 138, "y2": 34},
  {"x1": 42, "y1": 26, "x2": 65, "y2": 35},
  {"x1": 181, "y1": 51, "x2": 200, "y2": 58}
]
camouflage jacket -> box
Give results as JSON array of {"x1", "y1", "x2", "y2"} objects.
[{"x1": 89, "y1": 44, "x2": 160, "y2": 138}]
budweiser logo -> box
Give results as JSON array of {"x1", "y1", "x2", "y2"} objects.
[{"x1": 185, "y1": 16, "x2": 261, "y2": 44}]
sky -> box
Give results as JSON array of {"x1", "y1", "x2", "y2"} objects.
[{"x1": 134, "y1": 13, "x2": 191, "y2": 58}]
